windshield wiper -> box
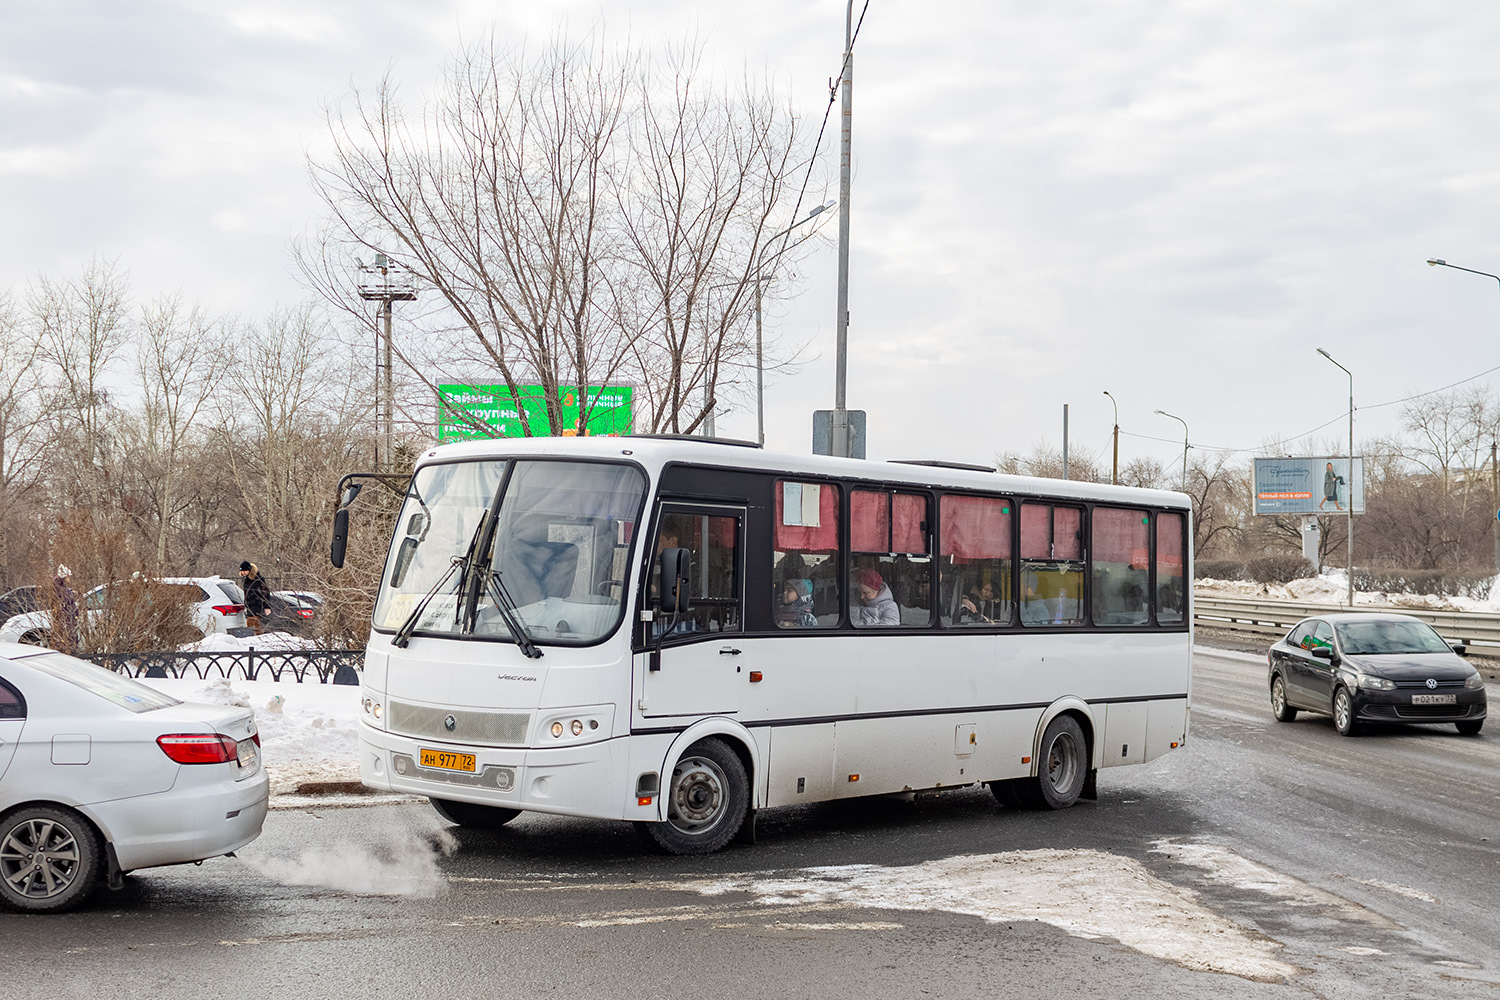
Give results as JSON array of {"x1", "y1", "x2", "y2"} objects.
[
  {"x1": 391, "y1": 557, "x2": 464, "y2": 649},
  {"x1": 486, "y1": 570, "x2": 543, "y2": 659},
  {"x1": 392, "y1": 511, "x2": 491, "y2": 649}
]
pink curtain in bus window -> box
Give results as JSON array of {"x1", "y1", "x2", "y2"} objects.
[
  {"x1": 711, "y1": 515, "x2": 737, "y2": 549},
  {"x1": 1092, "y1": 508, "x2": 1148, "y2": 563},
  {"x1": 851, "y1": 490, "x2": 889, "y2": 552},
  {"x1": 941, "y1": 496, "x2": 1011, "y2": 559},
  {"x1": 773, "y1": 482, "x2": 840, "y2": 552},
  {"x1": 1157, "y1": 512, "x2": 1184, "y2": 573},
  {"x1": 892, "y1": 494, "x2": 927, "y2": 554},
  {"x1": 1054, "y1": 507, "x2": 1082, "y2": 559},
  {"x1": 1019, "y1": 504, "x2": 1051, "y2": 559}
]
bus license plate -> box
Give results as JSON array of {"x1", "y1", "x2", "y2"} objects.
[
  {"x1": 1411, "y1": 694, "x2": 1455, "y2": 705},
  {"x1": 420, "y1": 748, "x2": 477, "y2": 772}
]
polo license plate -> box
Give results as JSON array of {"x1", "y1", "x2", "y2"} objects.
[
  {"x1": 1411, "y1": 694, "x2": 1456, "y2": 705},
  {"x1": 420, "y1": 748, "x2": 477, "y2": 772}
]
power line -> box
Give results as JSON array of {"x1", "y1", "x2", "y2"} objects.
[{"x1": 1122, "y1": 362, "x2": 1500, "y2": 456}]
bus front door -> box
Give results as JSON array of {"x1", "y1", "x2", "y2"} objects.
[{"x1": 640, "y1": 504, "x2": 745, "y2": 719}]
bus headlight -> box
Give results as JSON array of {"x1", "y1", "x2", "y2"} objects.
[
  {"x1": 551, "y1": 722, "x2": 564, "y2": 738},
  {"x1": 571, "y1": 719, "x2": 584, "y2": 736}
]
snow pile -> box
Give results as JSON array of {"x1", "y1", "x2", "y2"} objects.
[
  {"x1": 1195, "y1": 569, "x2": 1500, "y2": 613},
  {"x1": 181, "y1": 630, "x2": 317, "y2": 653},
  {"x1": 673, "y1": 850, "x2": 1295, "y2": 982}
]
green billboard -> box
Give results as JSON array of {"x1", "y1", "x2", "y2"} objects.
[{"x1": 437, "y1": 384, "x2": 634, "y2": 442}]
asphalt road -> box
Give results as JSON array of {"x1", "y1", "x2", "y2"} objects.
[{"x1": 5, "y1": 646, "x2": 1498, "y2": 999}]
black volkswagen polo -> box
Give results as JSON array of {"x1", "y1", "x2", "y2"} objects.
[{"x1": 1267, "y1": 612, "x2": 1487, "y2": 736}]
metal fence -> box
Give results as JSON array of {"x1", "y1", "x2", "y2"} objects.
[
  {"x1": 1195, "y1": 596, "x2": 1500, "y2": 651},
  {"x1": 88, "y1": 649, "x2": 363, "y2": 684}
]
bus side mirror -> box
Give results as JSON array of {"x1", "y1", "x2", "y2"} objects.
[
  {"x1": 659, "y1": 548, "x2": 691, "y2": 614},
  {"x1": 330, "y1": 507, "x2": 350, "y2": 568}
]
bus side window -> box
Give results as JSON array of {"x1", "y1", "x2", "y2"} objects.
[
  {"x1": 1156, "y1": 511, "x2": 1186, "y2": 624},
  {"x1": 651, "y1": 510, "x2": 741, "y2": 637},
  {"x1": 773, "y1": 481, "x2": 841, "y2": 628},
  {"x1": 939, "y1": 494, "x2": 1012, "y2": 627},
  {"x1": 1091, "y1": 507, "x2": 1150, "y2": 626},
  {"x1": 1019, "y1": 503, "x2": 1084, "y2": 626},
  {"x1": 850, "y1": 490, "x2": 931, "y2": 628}
]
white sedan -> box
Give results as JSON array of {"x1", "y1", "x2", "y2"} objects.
[{"x1": 0, "y1": 644, "x2": 268, "y2": 912}]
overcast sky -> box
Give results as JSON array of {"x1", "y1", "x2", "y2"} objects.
[{"x1": 5, "y1": 1, "x2": 1500, "y2": 477}]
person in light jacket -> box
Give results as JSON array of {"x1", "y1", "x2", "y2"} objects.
[{"x1": 854, "y1": 567, "x2": 899, "y2": 626}]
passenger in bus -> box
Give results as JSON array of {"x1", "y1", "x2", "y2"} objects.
[
  {"x1": 957, "y1": 579, "x2": 999, "y2": 624},
  {"x1": 854, "y1": 568, "x2": 900, "y2": 626},
  {"x1": 776, "y1": 579, "x2": 817, "y2": 628}
]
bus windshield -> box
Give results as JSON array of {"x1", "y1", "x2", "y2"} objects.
[{"x1": 372, "y1": 459, "x2": 646, "y2": 646}]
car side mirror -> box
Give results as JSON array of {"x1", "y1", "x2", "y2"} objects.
[
  {"x1": 1452, "y1": 643, "x2": 1469, "y2": 657},
  {"x1": 1311, "y1": 646, "x2": 1333, "y2": 660},
  {"x1": 659, "y1": 548, "x2": 691, "y2": 614}
]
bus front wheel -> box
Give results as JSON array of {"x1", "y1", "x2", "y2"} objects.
[
  {"x1": 1023, "y1": 715, "x2": 1088, "y2": 810},
  {"x1": 429, "y1": 798, "x2": 522, "y2": 828},
  {"x1": 637, "y1": 737, "x2": 748, "y2": 855}
]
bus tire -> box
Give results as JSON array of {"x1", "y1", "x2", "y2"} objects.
[
  {"x1": 1024, "y1": 715, "x2": 1088, "y2": 810},
  {"x1": 428, "y1": 798, "x2": 522, "y2": 828},
  {"x1": 638, "y1": 737, "x2": 748, "y2": 855}
]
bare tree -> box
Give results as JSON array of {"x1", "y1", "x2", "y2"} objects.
[
  {"x1": 0, "y1": 291, "x2": 50, "y2": 586},
  {"x1": 299, "y1": 28, "x2": 821, "y2": 441},
  {"x1": 30, "y1": 257, "x2": 130, "y2": 501},
  {"x1": 127, "y1": 294, "x2": 232, "y2": 569}
]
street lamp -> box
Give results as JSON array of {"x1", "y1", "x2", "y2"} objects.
[
  {"x1": 1103, "y1": 391, "x2": 1119, "y2": 485},
  {"x1": 1154, "y1": 409, "x2": 1189, "y2": 492},
  {"x1": 1316, "y1": 347, "x2": 1355, "y2": 607},
  {"x1": 1427, "y1": 257, "x2": 1500, "y2": 575}
]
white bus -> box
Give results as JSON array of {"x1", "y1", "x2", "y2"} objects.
[{"x1": 341, "y1": 435, "x2": 1192, "y2": 854}]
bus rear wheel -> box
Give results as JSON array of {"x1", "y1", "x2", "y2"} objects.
[
  {"x1": 1022, "y1": 715, "x2": 1088, "y2": 810},
  {"x1": 429, "y1": 798, "x2": 521, "y2": 828},
  {"x1": 638, "y1": 737, "x2": 747, "y2": 855}
]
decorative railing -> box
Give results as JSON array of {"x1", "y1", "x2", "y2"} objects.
[{"x1": 87, "y1": 649, "x2": 363, "y2": 684}]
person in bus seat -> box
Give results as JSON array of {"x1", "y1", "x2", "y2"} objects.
[
  {"x1": 854, "y1": 567, "x2": 900, "y2": 626},
  {"x1": 957, "y1": 579, "x2": 999, "y2": 624},
  {"x1": 776, "y1": 578, "x2": 817, "y2": 628}
]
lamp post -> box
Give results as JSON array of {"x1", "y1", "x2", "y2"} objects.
[
  {"x1": 1154, "y1": 409, "x2": 1189, "y2": 492},
  {"x1": 1103, "y1": 390, "x2": 1119, "y2": 485},
  {"x1": 1427, "y1": 258, "x2": 1500, "y2": 574},
  {"x1": 1316, "y1": 347, "x2": 1355, "y2": 607}
]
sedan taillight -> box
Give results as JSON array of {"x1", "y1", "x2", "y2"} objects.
[
  {"x1": 157, "y1": 734, "x2": 239, "y2": 764},
  {"x1": 212, "y1": 604, "x2": 245, "y2": 616}
]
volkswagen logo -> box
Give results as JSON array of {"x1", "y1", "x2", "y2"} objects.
[
  {"x1": 1426, "y1": 678, "x2": 1438, "y2": 690},
  {"x1": 444, "y1": 714, "x2": 457, "y2": 732}
]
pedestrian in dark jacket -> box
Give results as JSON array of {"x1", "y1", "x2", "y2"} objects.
[{"x1": 239, "y1": 561, "x2": 271, "y2": 628}]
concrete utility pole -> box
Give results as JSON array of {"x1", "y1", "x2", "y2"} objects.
[{"x1": 831, "y1": 0, "x2": 854, "y2": 458}]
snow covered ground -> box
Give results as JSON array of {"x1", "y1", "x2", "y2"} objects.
[{"x1": 1195, "y1": 568, "x2": 1500, "y2": 613}]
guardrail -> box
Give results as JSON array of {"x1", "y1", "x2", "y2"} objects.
[
  {"x1": 88, "y1": 649, "x2": 363, "y2": 684},
  {"x1": 1194, "y1": 596, "x2": 1500, "y2": 650}
]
